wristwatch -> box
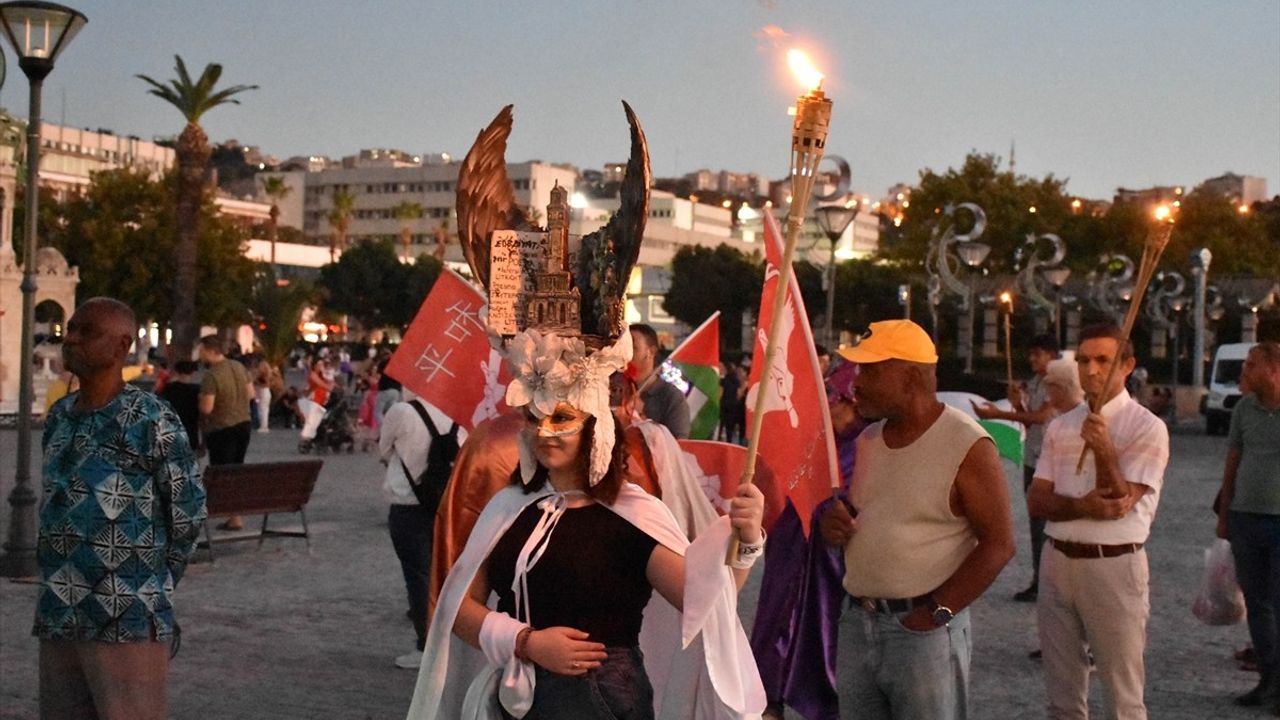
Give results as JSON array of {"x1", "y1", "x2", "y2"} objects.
[{"x1": 928, "y1": 597, "x2": 955, "y2": 627}]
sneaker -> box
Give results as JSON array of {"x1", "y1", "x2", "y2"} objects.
[
  {"x1": 257, "y1": 428, "x2": 270, "y2": 434},
  {"x1": 395, "y1": 650, "x2": 423, "y2": 669},
  {"x1": 1013, "y1": 584, "x2": 1038, "y2": 603}
]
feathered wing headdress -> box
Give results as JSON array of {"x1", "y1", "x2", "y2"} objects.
[{"x1": 456, "y1": 102, "x2": 651, "y2": 486}]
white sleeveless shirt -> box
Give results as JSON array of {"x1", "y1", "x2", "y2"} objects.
[{"x1": 843, "y1": 404, "x2": 991, "y2": 599}]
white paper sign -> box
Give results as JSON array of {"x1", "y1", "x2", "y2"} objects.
[{"x1": 488, "y1": 230, "x2": 549, "y2": 336}]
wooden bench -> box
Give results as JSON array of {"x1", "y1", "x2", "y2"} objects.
[{"x1": 198, "y1": 460, "x2": 324, "y2": 561}]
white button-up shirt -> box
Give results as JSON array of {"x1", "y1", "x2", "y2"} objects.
[
  {"x1": 379, "y1": 399, "x2": 468, "y2": 506},
  {"x1": 1035, "y1": 390, "x2": 1169, "y2": 544}
]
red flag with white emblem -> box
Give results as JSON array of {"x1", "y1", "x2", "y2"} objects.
[
  {"x1": 744, "y1": 208, "x2": 839, "y2": 536},
  {"x1": 677, "y1": 439, "x2": 787, "y2": 533},
  {"x1": 384, "y1": 268, "x2": 511, "y2": 430}
]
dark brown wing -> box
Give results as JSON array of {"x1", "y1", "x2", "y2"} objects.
[
  {"x1": 455, "y1": 105, "x2": 529, "y2": 289},
  {"x1": 575, "y1": 101, "x2": 651, "y2": 338}
]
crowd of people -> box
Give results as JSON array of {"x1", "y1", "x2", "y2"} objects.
[{"x1": 24, "y1": 293, "x2": 1280, "y2": 720}]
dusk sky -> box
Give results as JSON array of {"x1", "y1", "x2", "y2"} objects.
[{"x1": 2, "y1": 1, "x2": 1276, "y2": 201}]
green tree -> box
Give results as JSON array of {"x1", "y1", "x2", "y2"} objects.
[
  {"x1": 260, "y1": 175, "x2": 292, "y2": 267},
  {"x1": 831, "y1": 259, "x2": 914, "y2": 334},
  {"x1": 393, "y1": 201, "x2": 425, "y2": 260},
  {"x1": 251, "y1": 267, "x2": 315, "y2": 368},
  {"x1": 328, "y1": 188, "x2": 355, "y2": 261},
  {"x1": 40, "y1": 168, "x2": 256, "y2": 337},
  {"x1": 137, "y1": 55, "x2": 258, "y2": 360},
  {"x1": 879, "y1": 153, "x2": 1071, "y2": 274},
  {"x1": 318, "y1": 239, "x2": 443, "y2": 333},
  {"x1": 664, "y1": 244, "x2": 763, "y2": 353}
]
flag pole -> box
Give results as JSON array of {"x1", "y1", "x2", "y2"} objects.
[{"x1": 728, "y1": 58, "x2": 832, "y2": 564}]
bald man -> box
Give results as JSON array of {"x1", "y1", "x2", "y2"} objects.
[{"x1": 35, "y1": 298, "x2": 206, "y2": 720}]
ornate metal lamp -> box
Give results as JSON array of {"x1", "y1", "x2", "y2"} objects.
[{"x1": 0, "y1": 0, "x2": 87, "y2": 578}]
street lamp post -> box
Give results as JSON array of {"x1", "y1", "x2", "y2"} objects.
[
  {"x1": 956, "y1": 241, "x2": 991, "y2": 374},
  {"x1": 814, "y1": 203, "x2": 857, "y2": 349},
  {"x1": 1042, "y1": 265, "x2": 1072, "y2": 346},
  {"x1": 925, "y1": 203, "x2": 989, "y2": 371},
  {"x1": 0, "y1": 1, "x2": 86, "y2": 578},
  {"x1": 1190, "y1": 248, "x2": 1212, "y2": 388}
]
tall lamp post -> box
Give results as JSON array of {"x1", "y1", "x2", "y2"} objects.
[
  {"x1": 814, "y1": 202, "x2": 857, "y2": 349},
  {"x1": 1190, "y1": 248, "x2": 1212, "y2": 388},
  {"x1": 925, "y1": 202, "x2": 989, "y2": 370},
  {"x1": 0, "y1": 1, "x2": 86, "y2": 578},
  {"x1": 955, "y1": 241, "x2": 991, "y2": 373}
]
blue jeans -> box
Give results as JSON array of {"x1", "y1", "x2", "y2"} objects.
[
  {"x1": 837, "y1": 603, "x2": 971, "y2": 720},
  {"x1": 502, "y1": 646, "x2": 653, "y2": 720},
  {"x1": 1230, "y1": 511, "x2": 1280, "y2": 683}
]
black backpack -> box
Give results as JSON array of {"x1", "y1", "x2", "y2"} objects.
[{"x1": 398, "y1": 400, "x2": 460, "y2": 516}]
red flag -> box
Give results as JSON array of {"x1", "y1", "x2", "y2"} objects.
[
  {"x1": 384, "y1": 269, "x2": 511, "y2": 430},
  {"x1": 677, "y1": 439, "x2": 786, "y2": 532},
  {"x1": 744, "y1": 207, "x2": 839, "y2": 536}
]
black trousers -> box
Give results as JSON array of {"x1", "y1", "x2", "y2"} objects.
[
  {"x1": 206, "y1": 422, "x2": 251, "y2": 465},
  {"x1": 389, "y1": 504, "x2": 433, "y2": 650},
  {"x1": 1023, "y1": 464, "x2": 1047, "y2": 583}
]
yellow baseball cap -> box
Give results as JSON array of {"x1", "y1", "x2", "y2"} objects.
[{"x1": 837, "y1": 320, "x2": 938, "y2": 364}]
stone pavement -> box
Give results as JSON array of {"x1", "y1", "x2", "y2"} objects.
[{"x1": 0, "y1": 419, "x2": 1264, "y2": 719}]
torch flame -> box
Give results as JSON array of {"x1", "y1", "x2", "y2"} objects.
[
  {"x1": 1153, "y1": 205, "x2": 1173, "y2": 222},
  {"x1": 787, "y1": 49, "x2": 824, "y2": 91},
  {"x1": 999, "y1": 291, "x2": 1013, "y2": 306}
]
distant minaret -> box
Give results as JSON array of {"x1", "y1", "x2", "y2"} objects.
[{"x1": 1009, "y1": 139, "x2": 1016, "y2": 175}]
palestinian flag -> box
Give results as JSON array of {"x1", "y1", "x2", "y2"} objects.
[{"x1": 669, "y1": 312, "x2": 721, "y2": 440}]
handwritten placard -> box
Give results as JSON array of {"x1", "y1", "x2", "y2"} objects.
[{"x1": 489, "y1": 230, "x2": 549, "y2": 336}]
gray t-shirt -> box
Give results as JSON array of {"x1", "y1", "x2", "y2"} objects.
[
  {"x1": 641, "y1": 376, "x2": 691, "y2": 439},
  {"x1": 1023, "y1": 374, "x2": 1050, "y2": 468},
  {"x1": 1228, "y1": 394, "x2": 1280, "y2": 515}
]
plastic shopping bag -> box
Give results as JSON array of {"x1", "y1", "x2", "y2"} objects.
[{"x1": 1192, "y1": 538, "x2": 1246, "y2": 626}]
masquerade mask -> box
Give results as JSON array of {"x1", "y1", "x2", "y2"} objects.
[{"x1": 525, "y1": 406, "x2": 588, "y2": 438}]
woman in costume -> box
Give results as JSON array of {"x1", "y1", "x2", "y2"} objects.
[{"x1": 409, "y1": 103, "x2": 766, "y2": 720}]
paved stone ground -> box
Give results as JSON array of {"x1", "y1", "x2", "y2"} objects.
[{"x1": 0, "y1": 416, "x2": 1263, "y2": 719}]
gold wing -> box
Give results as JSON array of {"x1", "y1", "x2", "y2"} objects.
[
  {"x1": 575, "y1": 101, "x2": 651, "y2": 339},
  {"x1": 455, "y1": 105, "x2": 532, "y2": 289}
]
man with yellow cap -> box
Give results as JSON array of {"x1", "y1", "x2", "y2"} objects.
[{"x1": 819, "y1": 319, "x2": 1015, "y2": 720}]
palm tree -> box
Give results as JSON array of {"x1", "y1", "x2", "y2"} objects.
[
  {"x1": 328, "y1": 188, "x2": 355, "y2": 262},
  {"x1": 137, "y1": 56, "x2": 257, "y2": 361},
  {"x1": 260, "y1": 175, "x2": 292, "y2": 268},
  {"x1": 431, "y1": 218, "x2": 451, "y2": 261},
  {"x1": 392, "y1": 201, "x2": 424, "y2": 260}
]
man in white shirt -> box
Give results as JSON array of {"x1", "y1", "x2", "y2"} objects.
[
  {"x1": 1029, "y1": 324, "x2": 1170, "y2": 720},
  {"x1": 379, "y1": 393, "x2": 467, "y2": 669}
]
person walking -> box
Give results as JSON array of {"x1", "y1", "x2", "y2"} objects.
[
  {"x1": 35, "y1": 297, "x2": 206, "y2": 720},
  {"x1": 1029, "y1": 323, "x2": 1170, "y2": 720},
  {"x1": 379, "y1": 393, "x2": 467, "y2": 669},
  {"x1": 198, "y1": 335, "x2": 253, "y2": 530},
  {"x1": 1215, "y1": 342, "x2": 1280, "y2": 711},
  {"x1": 820, "y1": 319, "x2": 1015, "y2": 719},
  {"x1": 972, "y1": 333, "x2": 1060, "y2": 601}
]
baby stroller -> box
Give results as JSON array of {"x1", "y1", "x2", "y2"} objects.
[{"x1": 299, "y1": 388, "x2": 356, "y2": 454}]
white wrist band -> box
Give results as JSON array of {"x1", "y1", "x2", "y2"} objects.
[
  {"x1": 478, "y1": 611, "x2": 527, "y2": 667},
  {"x1": 731, "y1": 529, "x2": 766, "y2": 569}
]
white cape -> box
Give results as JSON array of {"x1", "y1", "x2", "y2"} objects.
[{"x1": 406, "y1": 482, "x2": 764, "y2": 720}]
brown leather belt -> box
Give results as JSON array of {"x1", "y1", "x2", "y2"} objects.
[
  {"x1": 848, "y1": 594, "x2": 931, "y2": 615},
  {"x1": 1051, "y1": 538, "x2": 1143, "y2": 559}
]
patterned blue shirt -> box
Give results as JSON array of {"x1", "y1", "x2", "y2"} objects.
[{"x1": 34, "y1": 384, "x2": 206, "y2": 642}]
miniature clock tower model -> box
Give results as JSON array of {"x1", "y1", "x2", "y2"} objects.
[{"x1": 523, "y1": 182, "x2": 581, "y2": 334}]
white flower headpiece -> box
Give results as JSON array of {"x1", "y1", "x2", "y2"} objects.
[{"x1": 503, "y1": 327, "x2": 632, "y2": 486}]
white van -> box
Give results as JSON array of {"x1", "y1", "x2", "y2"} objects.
[{"x1": 1203, "y1": 342, "x2": 1256, "y2": 435}]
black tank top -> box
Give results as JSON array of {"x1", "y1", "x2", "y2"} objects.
[{"x1": 487, "y1": 501, "x2": 659, "y2": 647}]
